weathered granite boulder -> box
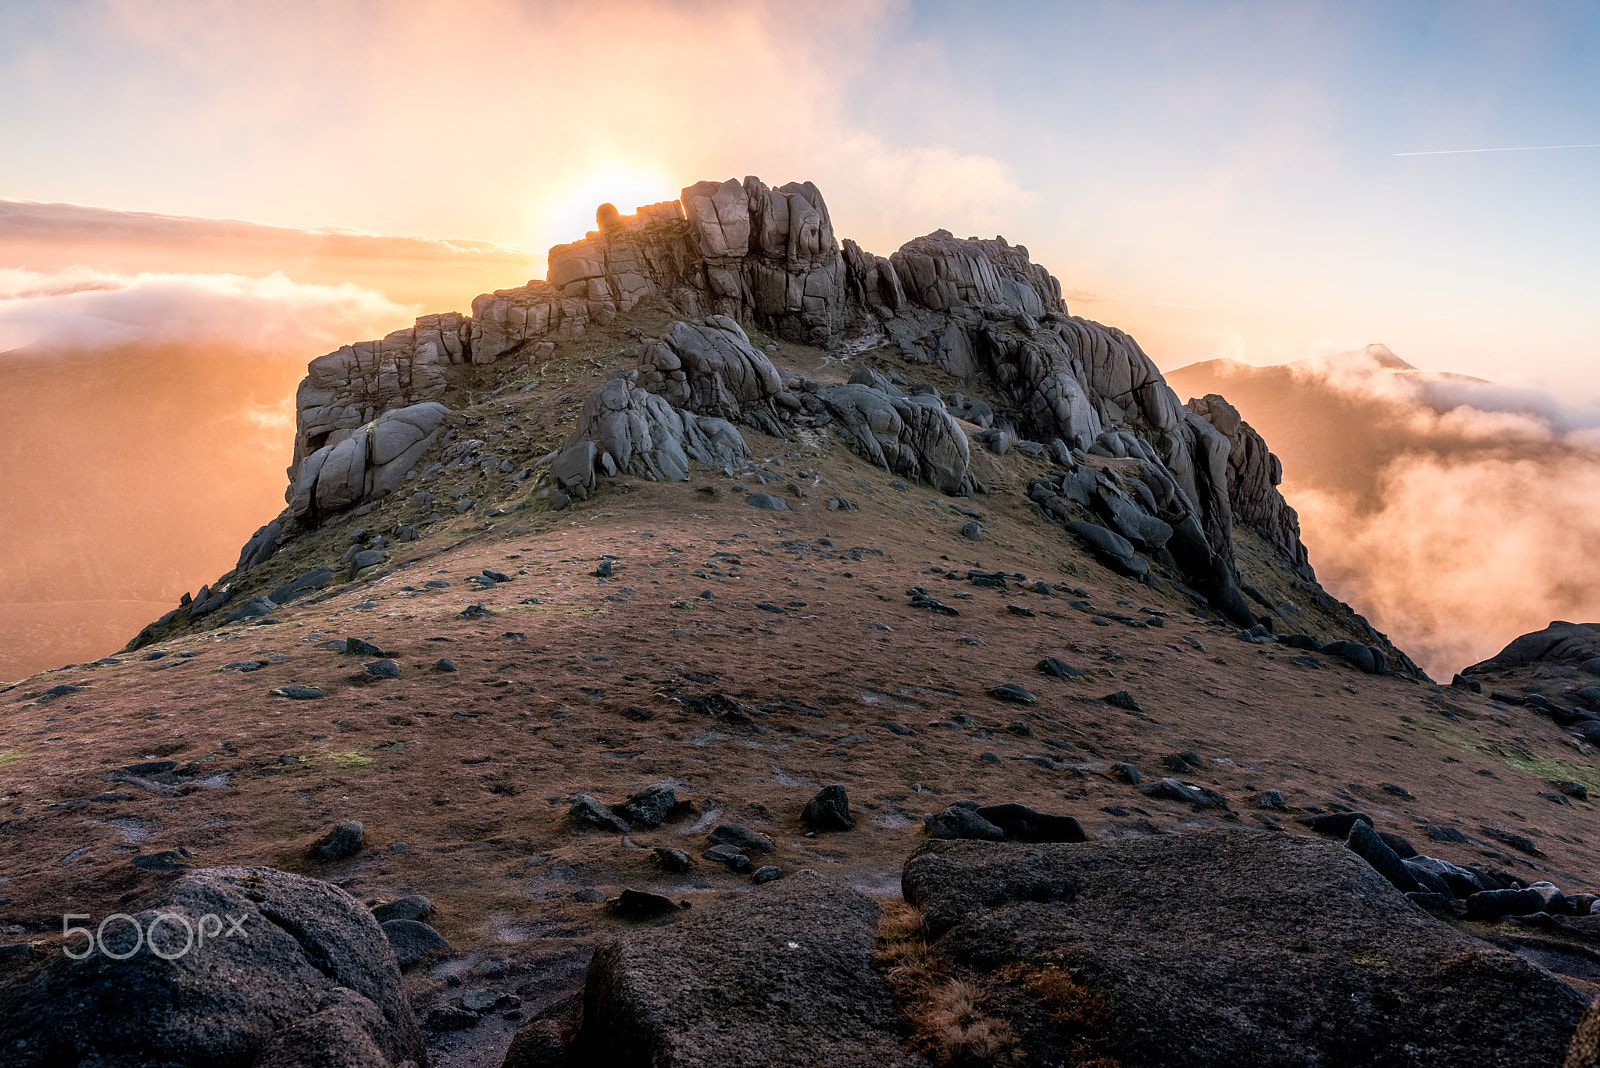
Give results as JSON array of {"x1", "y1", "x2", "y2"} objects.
[
  {"x1": 286, "y1": 401, "x2": 449, "y2": 522},
  {"x1": 637, "y1": 316, "x2": 783, "y2": 423},
  {"x1": 810, "y1": 381, "x2": 972, "y2": 496},
  {"x1": 901, "y1": 831, "x2": 1587, "y2": 1067},
  {"x1": 554, "y1": 378, "x2": 750, "y2": 497},
  {"x1": 875, "y1": 232, "x2": 1243, "y2": 563},
  {"x1": 1188, "y1": 392, "x2": 1313, "y2": 579},
  {"x1": 237, "y1": 517, "x2": 283, "y2": 573},
  {"x1": 0, "y1": 866, "x2": 425, "y2": 1067},
  {"x1": 291, "y1": 312, "x2": 470, "y2": 473}
]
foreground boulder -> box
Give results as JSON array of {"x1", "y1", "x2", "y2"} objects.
[
  {"x1": 0, "y1": 866, "x2": 425, "y2": 1067},
  {"x1": 901, "y1": 830, "x2": 1586, "y2": 1067},
  {"x1": 523, "y1": 870, "x2": 923, "y2": 1067}
]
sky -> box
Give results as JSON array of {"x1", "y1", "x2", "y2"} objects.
[{"x1": 1, "y1": 0, "x2": 1596, "y2": 393}]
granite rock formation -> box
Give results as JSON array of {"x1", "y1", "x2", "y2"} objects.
[
  {"x1": 1187, "y1": 393, "x2": 1312, "y2": 579},
  {"x1": 141, "y1": 173, "x2": 1361, "y2": 665},
  {"x1": 552, "y1": 379, "x2": 750, "y2": 498},
  {"x1": 271, "y1": 181, "x2": 1304, "y2": 590}
]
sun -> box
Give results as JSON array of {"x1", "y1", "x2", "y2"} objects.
[{"x1": 533, "y1": 164, "x2": 678, "y2": 262}]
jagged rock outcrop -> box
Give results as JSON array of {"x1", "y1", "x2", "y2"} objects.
[
  {"x1": 0, "y1": 866, "x2": 426, "y2": 1067},
  {"x1": 291, "y1": 313, "x2": 477, "y2": 475},
  {"x1": 1027, "y1": 441, "x2": 1253, "y2": 623},
  {"x1": 868, "y1": 232, "x2": 1250, "y2": 568},
  {"x1": 553, "y1": 379, "x2": 749, "y2": 498},
  {"x1": 1187, "y1": 393, "x2": 1313, "y2": 578},
  {"x1": 475, "y1": 176, "x2": 846, "y2": 358},
  {"x1": 287, "y1": 177, "x2": 848, "y2": 483},
  {"x1": 239, "y1": 174, "x2": 1346, "y2": 661},
  {"x1": 808, "y1": 380, "x2": 973, "y2": 496}
]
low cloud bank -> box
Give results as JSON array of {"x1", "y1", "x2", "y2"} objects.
[
  {"x1": 0, "y1": 265, "x2": 412, "y2": 355},
  {"x1": 1169, "y1": 346, "x2": 1600, "y2": 679},
  {"x1": 0, "y1": 266, "x2": 420, "y2": 677},
  {"x1": 1, "y1": 198, "x2": 536, "y2": 311}
]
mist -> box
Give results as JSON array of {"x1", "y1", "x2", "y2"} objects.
[
  {"x1": 1168, "y1": 348, "x2": 1600, "y2": 679},
  {"x1": 0, "y1": 265, "x2": 414, "y2": 681}
]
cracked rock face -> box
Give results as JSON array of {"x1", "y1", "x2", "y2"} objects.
[
  {"x1": 1187, "y1": 393, "x2": 1312, "y2": 579},
  {"x1": 554, "y1": 378, "x2": 750, "y2": 497},
  {"x1": 292, "y1": 313, "x2": 469, "y2": 475},
  {"x1": 637, "y1": 315, "x2": 783, "y2": 419},
  {"x1": 285, "y1": 401, "x2": 450, "y2": 523},
  {"x1": 812, "y1": 381, "x2": 973, "y2": 497}
]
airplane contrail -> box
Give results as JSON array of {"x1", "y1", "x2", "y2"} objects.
[{"x1": 1394, "y1": 144, "x2": 1600, "y2": 156}]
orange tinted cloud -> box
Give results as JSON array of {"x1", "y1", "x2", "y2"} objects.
[
  {"x1": 1, "y1": 198, "x2": 536, "y2": 312},
  {"x1": 0, "y1": 262, "x2": 420, "y2": 678},
  {"x1": 1169, "y1": 350, "x2": 1600, "y2": 678}
]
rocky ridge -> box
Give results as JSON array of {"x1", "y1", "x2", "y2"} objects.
[{"x1": 144, "y1": 174, "x2": 1409, "y2": 674}]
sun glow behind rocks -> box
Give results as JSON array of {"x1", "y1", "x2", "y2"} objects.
[{"x1": 532, "y1": 165, "x2": 679, "y2": 271}]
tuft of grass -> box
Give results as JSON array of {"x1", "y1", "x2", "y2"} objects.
[
  {"x1": 919, "y1": 980, "x2": 1024, "y2": 1067},
  {"x1": 999, "y1": 961, "x2": 1111, "y2": 1034},
  {"x1": 873, "y1": 903, "x2": 1025, "y2": 1067},
  {"x1": 0, "y1": 750, "x2": 20, "y2": 767},
  {"x1": 325, "y1": 751, "x2": 374, "y2": 768}
]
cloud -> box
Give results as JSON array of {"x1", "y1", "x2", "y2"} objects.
[
  {"x1": 819, "y1": 135, "x2": 1034, "y2": 250},
  {"x1": 1294, "y1": 448, "x2": 1600, "y2": 677},
  {"x1": 1170, "y1": 349, "x2": 1600, "y2": 679},
  {"x1": 0, "y1": 266, "x2": 413, "y2": 356},
  {"x1": 0, "y1": 198, "x2": 529, "y2": 262},
  {"x1": 0, "y1": 198, "x2": 538, "y2": 311}
]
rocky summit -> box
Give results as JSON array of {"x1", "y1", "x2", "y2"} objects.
[{"x1": 3, "y1": 175, "x2": 1600, "y2": 1067}]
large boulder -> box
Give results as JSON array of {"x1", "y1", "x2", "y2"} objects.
[
  {"x1": 1466, "y1": 621, "x2": 1600, "y2": 675},
  {"x1": 812, "y1": 382, "x2": 972, "y2": 496},
  {"x1": 901, "y1": 831, "x2": 1587, "y2": 1067},
  {"x1": 545, "y1": 871, "x2": 923, "y2": 1067},
  {"x1": 637, "y1": 316, "x2": 783, "y2": 422},
  {"x1": 556, "y1": 378, "x2": 750, "y2": 496},
  {"x1": 1187, "y1": 393, "x2": 1313, "y2": 578},
  {"x1": 285, "y1": 401, "x2": 450, "y2": 522},
  {"x1": 0, "y1": 866, "x2": 425, "y2": 1067},
  {"x1": 291, "y1": 312, "x2": 467, "y2": 473}
]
